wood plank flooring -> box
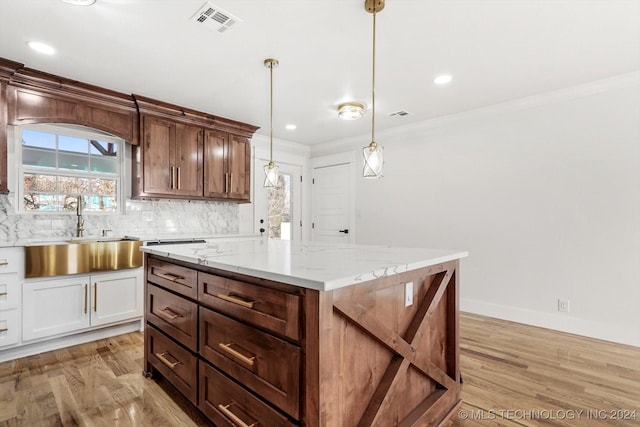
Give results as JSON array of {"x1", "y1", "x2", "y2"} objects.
[{"x1": 0, "y1": 312, "x2": 638, "y2": 426}]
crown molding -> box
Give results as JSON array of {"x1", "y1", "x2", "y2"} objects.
[{"x1": 311, "y1": 71, "x2": 640, "y2": 157}]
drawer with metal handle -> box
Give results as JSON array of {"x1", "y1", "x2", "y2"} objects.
[
  {"x1": 147, "y1": 283, "x2": 198, "y2": 351},
  {"x1": 198, "y1": 360, "x2": 296, "y2": 427},
  {"x1": 199, "y1": 306, "x2": 301, "y2": 419},
  {"x1": 147, "y1": 257, "x2": 197, "y2": 299},
  {"x1": 146, "y1": 324, "x2": 198, "y2": 404}
]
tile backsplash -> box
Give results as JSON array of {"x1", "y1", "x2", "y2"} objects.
[{"x1": 0, "y1": 194, "x2": 239, "y2": 242}]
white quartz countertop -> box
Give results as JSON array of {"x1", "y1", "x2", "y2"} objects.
[{"x1": 140, "y1": 238, "x2": 468, "y2": 291}]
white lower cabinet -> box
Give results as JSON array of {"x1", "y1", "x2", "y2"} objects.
[
  {"x1": 0, "y1": 247, "x2": 24, "y2": 349},
  {"x1": 23, "y1": 269, "x2": 143, "y2": 342},
  {"x1": 0, "y1": 309, "x2": 20, "y2": 347}
]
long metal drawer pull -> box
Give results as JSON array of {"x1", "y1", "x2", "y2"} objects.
[
  {"x1": 155, "y1": 351, "x2": 181, "y2": 369},
  {"x1": 84, "y1": 284, "x2": 88, "y2": 314},
  {"x1": 155, "y1": 272, "x2": 184, "y2": 282},
  {"x1": 93, "y1": 283, "x2": 97, "y2": 312},
  {"x1": 0, "y1": 328, "x2": 7, "y2": 333},
  {"x1": 217, "y1": 293, "x2": 254, "y2": 309},
  {"x1": 217, "y1": 403, "x2": 258, "y2": 427},
  {"x1": 0, "y1": 292, "x2": 7, "y2": 296},
  {"x1": 0, "y1": 261, "x2": 8, "y2": 266},
  {"x1": 159, "y1": 307, "x2": 181, "y2": 320},
  {"x1": 218, "y1": 343, "x2": 255, "y2": 366}
]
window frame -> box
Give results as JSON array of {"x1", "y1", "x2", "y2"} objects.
[{"x1": 16, "y1": 124, "x2": 125, "y2": 215}]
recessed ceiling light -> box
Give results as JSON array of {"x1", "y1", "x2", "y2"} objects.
[
  {"x1": 27, "y1": 41, "x2": 56, "y2": 55},
  {"x1": 434, "y1": 74, "x2": 453, "y2": 85},
  {"x1": 338, "y1": 102, "x2": 365, "y2": 120},
  {"x1": 60, "y1": 0, "x2": 96, "y2": 5},
  {"x1": 285, "y1": 124, "x2": 297, "y2": 130}
]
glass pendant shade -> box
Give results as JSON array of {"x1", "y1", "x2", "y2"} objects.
[
  {"x1": 263, "y1": 162, "x2": 279, "y2": 188},
  {"x1": 363, "y1": 141, "x2": 383, "y2": 178}
]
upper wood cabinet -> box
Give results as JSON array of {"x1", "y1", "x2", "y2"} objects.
[
  {"x1": 204, "y1": 130, "x2": 251, "y2": 201},
  {"x1": 141, "y1": 115, "x2": 203, "y2": 198},
  {"x1": 133, "y1": 95, "x2": 257, "y2": 203}
]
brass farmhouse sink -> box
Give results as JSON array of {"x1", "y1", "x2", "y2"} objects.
[{"x1": 25, "y1": 239, "x2": 143, "y2": 278}]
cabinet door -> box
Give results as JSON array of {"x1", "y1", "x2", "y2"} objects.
[
  {"x1": 203, "y1": 129, "x2": 228, "y2": 198},
  {"x1": 142, "y1": 115, "x2": 175, "y2": 195},
  {"x1": 91, "y1": 269, "x2": 143, "y2": 327},
  {"x1": 174, "y1": 123, "x2": 203, "y2": 197},
  {"x1": 23, "y1": 276, "x2": 91, "y2": 341},
  {"x1": 227, "y1": 135, "x2": 251, "y2": 201}
]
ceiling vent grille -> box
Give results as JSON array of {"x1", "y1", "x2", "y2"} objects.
[
  {"x1": 190, "y1": 2, "x2": 242, "y2": 33},
  {"x1": 389, "y1": 110, "x2": 409, "y2": 117}
]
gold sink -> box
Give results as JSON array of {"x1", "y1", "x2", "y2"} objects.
[{"x1": 25, "y1": 240, "x2": 143, "y2": 278}]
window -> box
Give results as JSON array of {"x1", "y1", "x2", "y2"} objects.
[{"x1": 19, "y1": 125, "x2": 122, "y2": 213}]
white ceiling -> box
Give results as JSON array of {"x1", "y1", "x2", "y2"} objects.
[{"x1": 1, "y1": 0, "x2": 639, "y2": 146}]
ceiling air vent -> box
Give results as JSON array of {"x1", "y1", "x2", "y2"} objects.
[
  {"x1": 389, "y1": 110, "x2": 409, "y2": 117},
  {"x1": 190, "y1": 2, "x2": 242, "y2": 33}
]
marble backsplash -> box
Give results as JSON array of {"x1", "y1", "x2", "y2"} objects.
[{"x1": 0, "y1": 194, "x2": 239, "y2": 243}]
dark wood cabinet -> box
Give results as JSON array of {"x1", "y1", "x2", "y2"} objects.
[
  {"x1": 203, "y1": 130, "x2": 251, "y2": 201},
  {"x1": 140, "y1": 115, "x2": 203, "y2": 198}
]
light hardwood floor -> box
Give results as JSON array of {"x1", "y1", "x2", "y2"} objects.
[{"x1": 0, "y1": 313, "x2": 638, "y2": 426}]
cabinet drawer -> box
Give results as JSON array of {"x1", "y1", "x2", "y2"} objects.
[
  {"x1": 0, "y1": 248, "x2": 23, "y2": 275},
  {"x1": 0, "y1": 273, "x2": 19, "y2": 310},
  {"x1": 147, "y1": 284, "x2": 197, "y2": 351},
  {"x1": 199, "y1": 307, "x2": 300, "y2": 419},
  {"x1": 147, "y1": 258, "x2": 197, "y2": 299},
  {"x1": 0, "y1": 309, "x2": 20, "y2": 348},
  {"x1": 199, "y1": 272, "x2": 301, "y2": 342},
  {"x1": 199, "y1": 360, "x2": 296, "y2": 427},
  {"x1": 146, "y1": 325, "x2": 198, "y2": 404}
]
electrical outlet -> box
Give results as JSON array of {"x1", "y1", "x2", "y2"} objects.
[
  {"x1": 557, "y1": 298, "x2": 570, "y2": 313},
  {"x1": 405, "y1": 282, "x2": 414, "y2": 307}
]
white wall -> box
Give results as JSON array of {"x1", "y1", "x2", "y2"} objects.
[{"x1": 313, "y1": 73, "x2": 640, "y2": 347}]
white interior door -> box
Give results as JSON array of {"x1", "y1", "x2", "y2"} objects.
[
  {"x1": 253, "y1": 160, "x2": 302, "y2": 241},
  {"x1": 312, "y1": 163, "x2": 353, "y2": 243}
]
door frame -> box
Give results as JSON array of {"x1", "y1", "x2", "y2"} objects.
[{"x1": 311, "y1": 151, "x2": 356, "y2": 244}]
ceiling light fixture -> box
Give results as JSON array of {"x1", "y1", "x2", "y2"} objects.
[
  {"x1": 362, "y1": 0, "x2": 384, "y2": 179},
  {"x1": 27, "y1": 41, "x2": 56, "y2": 55},
  {"x1": 338, "y1": 102, "x2": 365, "y2": 120},
  {"x1": 263, "y1": 58, "x2": 279, "y2": 188},
  {"x1": 434, "y1": 74, "x2": 453, "y2": 85},
  {"x1": 60, "y1": 0, "x2": 96, "y2": 5}
]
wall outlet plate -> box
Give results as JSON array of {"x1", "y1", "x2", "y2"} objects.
[
  {"x1": 557, "y1": 298, "x2": 570, "y2": 313},
  {"x1": 405, "y1": 282, "x2": 414, "y2": 307}
]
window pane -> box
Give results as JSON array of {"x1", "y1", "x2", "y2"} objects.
[
  {"x1": 23, "y1": 193, "x2": 62, "y2": 211},
  {"x1": 268, "y1": 174, "x2": 292, "y2": 240},
  {"x1": 89, "y1": 140, "x2": 118, "y2": 156},
  {"x1": 90, "y1": 178, "x2": 117, "y2": 196},
  {"x1": 59, "y1": 135, "x2": 88, "y2": 154},
  {"x1": 23, "y1": 148, "x2": 56, "y2": 168},
  {"x1": 61, "y1": 194, "x2": 81, "y2": 212},
  {"x1": 58, "y1": 153, "x2": 89, "y2": 171},
  {"x1": 84, "y1": 195, "x2": 117, "y2": 212},
  {"x1": 22, "y1": 130, "x2": 56, "y2": 149},
  {"x1": 24, "y1": 173, "x2": 56, "y2": 192},
  {"x1": 90, "y1": 156, "x2": 118, "y2": 174},
  {"x1": 58, "y1": 176, "x2": 90, "y2": 194}
]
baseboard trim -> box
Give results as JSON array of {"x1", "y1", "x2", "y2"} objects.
[
  {"x1": 461, "y1": 298, "x2": 640, "y2": 348},
  {"x1": 0, "y1": 319, "x2": 144, "y2": 363}
]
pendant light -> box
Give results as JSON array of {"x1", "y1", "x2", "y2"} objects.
[
  {"x1": 264, "y1": 58, "x2": 280, "y2": 188},
  {"x1": 363, "y1": 0, "x2": 384, "y2": 178}
]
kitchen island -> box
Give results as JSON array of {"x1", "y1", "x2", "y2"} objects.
[{"x1": 141, "y1": 238, "x2": 468, "y2": 427}]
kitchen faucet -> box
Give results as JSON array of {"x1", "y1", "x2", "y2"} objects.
[{"x1": 76, "y1": 195, "x2": 84, "y2": 237}]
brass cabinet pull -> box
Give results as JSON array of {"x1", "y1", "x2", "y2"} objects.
[
  {"x1": 155, "y1": 272, "x2": 183, "y2": 282},
  {"x1": 217, "y1": 403, "x2": 257, "y2": 427},
  {"x1": 225, "y1": 173, "x2": 230, "y2": 194},
  {"x1": 93, "y1": 283, "x2": 97, "y2": 312},
  {"x1": 176, "y1": 167, "x2": 181, "y2": 190},
  {"x1": 170, "y1": 166, "x2": 175, "y2": 189},
  {"x1": 0, "y1": 292, "x2": 7, "y2": 297},
  {"x1": 217, "y1": 293, "x2": 254, "y2": 309},
  {"x1": 229, "y1": 173, "x2": 233, "y2": 193},
  {"x1": 155, "y1": 351, "x2": 181, "y2": 369},
  {"x1": 0, "y1": 328, "x2": 8, "y2": 333},
  {"x1": 0, "y1": 261, "x2": 8, "y2": 266},
  {"x1": 84, "y1": 284, "x2": 88, "y2": 314},
  {"x1": 159, "y1": 307, "x2": 181, "y2": 320},
  {"x1": 218, "y1": 343, "x2": 255, "y2": 366}
]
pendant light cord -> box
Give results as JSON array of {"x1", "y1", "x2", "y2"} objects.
[
  {"x1": 371, "y1": 10, "x2": 376, "y2": 144},
  {"x1": 269, "y1": 62, "x2": 274, "y2": 164}
]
